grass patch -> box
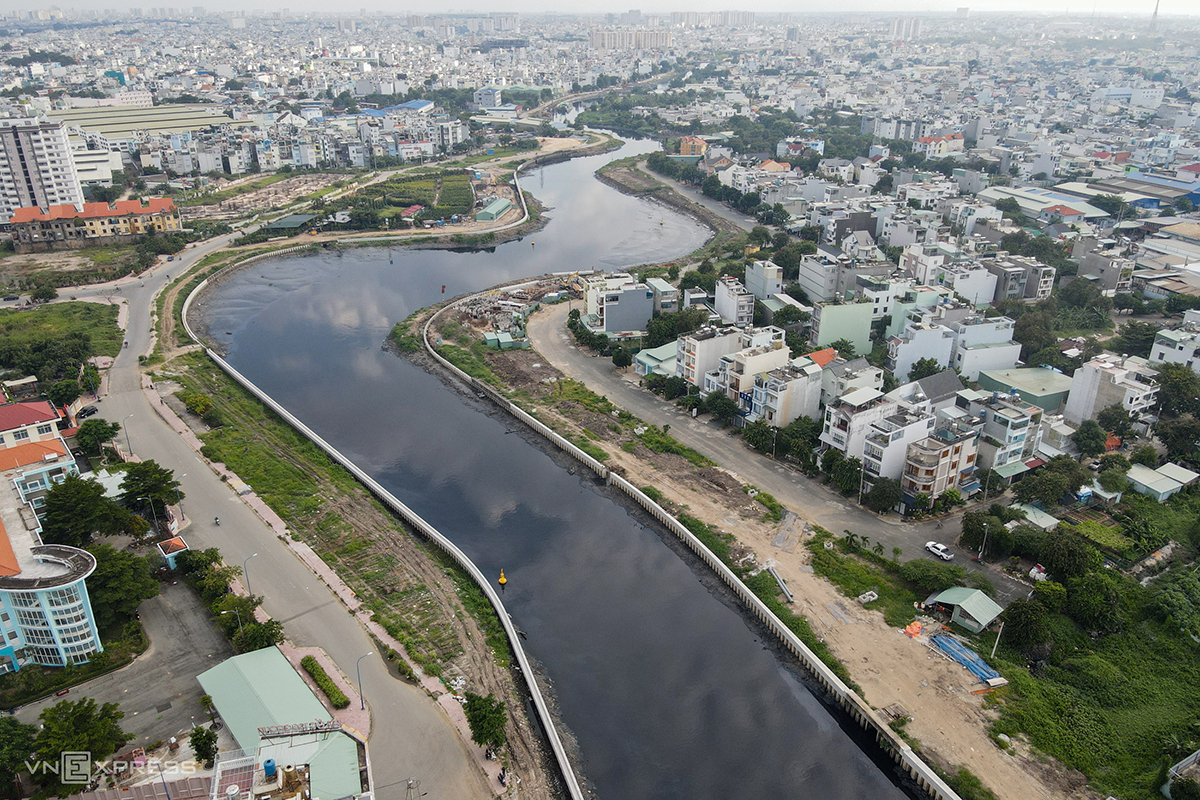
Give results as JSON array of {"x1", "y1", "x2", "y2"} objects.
[
  {"x1": 551, "y1": 378, "x2": 616, "y2": 414},
  {"x1": 0, "y1": 301, "x2": 123, "y2": 357},
  {"x1": 569, "y1": 434, "x2": 610, "y2": 462},
  {"x1": 435, "y1": 341, "x2": 501, "y2": 387},
  {"x1": 805, "y1": 532, "x2": 920, "y2": 628},
  {"x1": 637, "y1": 426, "x2": 714, "y2": 467},
  {"x1": 750, "y1": 489, "x2": 784, "y2": 522}
]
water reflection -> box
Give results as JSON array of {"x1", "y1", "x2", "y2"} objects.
[{"x1": 202, "y1": 140, "x2": 913, "y2": 800}]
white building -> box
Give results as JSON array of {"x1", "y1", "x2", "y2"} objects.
[
  {"x1": 747, "y1": 353, "x2": 830, "y2": 428},
  {"x1": 862, "y1": 403, "x2": 938, "y2": 489},
  {"x1": 947, "y1": 316, "x2": 1023, "y2": 381},
  {"x1": 0, "y1": 117, "x2": 85, "y2": 223},
  {"x1": 714, "y1": 276, "x2": 755, "y2": 328},
  {"x1": 744, "y1": 259, "x2": 783, "y2": 302},
  {"x1": 820, "y1": 387, "x2": 895, "y2": 461},
  {"x1": 1064, "y1": 354, "x2": 1160, "y2": 426},
  {"x1": 1149, "y1": 325, "x2": 1200, "y2": 375},
  {"x1": 821, "y1": 355, "x2": 884, "y2": 407},
  {"x1": 676, "y1": 325, "x2": 744, "y2": 387},
  {"x1": 704, "y1": 332, "x2": 792, "y2": 407}
]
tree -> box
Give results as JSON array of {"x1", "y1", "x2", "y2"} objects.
[
  {"x1": 232, "y1": 619, "x2": 285, "y2": 653},
  {"x1": 611, "y1": 348, "x2": 632, "y2": 370},
  {"x1": 864, "y1": 478, "x2": 902, "y2": 512},
  {"x1": 119, "y1": 460, "x2": 183, "y2": 520},
  {"x1": 1157, "y1": 415, "x2": 1200, "y2": 466},
  {"x1": 1003, "y1": 598, "x2": 1052, "y2": 654},
  {"x1": 1095, "y1": 404, "x2": 1134, "y2": 439},
  {"x1": 1058, "y1": 278, "x2": 1110, "y2": 312},
  {"x1": 1013, "y1": 311, "x2": 1056, "y2": 358},
  {"x1": 1156, "y1": 363, "x2": 1200, "y2": 418},
  {"x1": 821, "y1": 446, "x2": 844, "y2": 475},
  {"x1": 1039, "y1": 529, "x2": 1101, "y2": 581},
  {"x1": 899, "y1": 559, "x2": 967, "y2": 592},
  {"x1": 742, "y1": 419, "x2": 777, "y2": 454},
  {"x1": 41, "y1": 474, "x2": 147, "y2": 548},
  {"x1": 704, "y1": 393, "x2": 741, "y2": 426},
  {"x1": 85, "y1": 544, "x2": 160, "y2": 630},
  {"x1": 959, "y1": 512, "x2": 1008, "y2": 556},
  {"x1": 771, "y1": 304, "x2": 808, "y2": 327},
  {"x1": 907, "y1": 358, "x2": 943, "y2": 383},
  {"x1": 47, "y1": 379, "x2": 82, "y2": 408},
  {"x1": 1097, "y1": 469, "x2": 1130, "y2": 494},
  {"x1": 1112, "y1": 321, "x2": 1162, "y2": 359},
  {"x1": 1032, "y1": 581, "x2": 1067, "y2": 612},
  {"x1": 1089, "y1": 193, "x2": 1130, "y2": 218},
  {"x1": 30, "y1": 285, "x2": 58, "y2": 302},
  {"x1": 1071, "y1": 419, "x2": 1109, "y2": 458},
  {"x1": 0, "y1": 716, "x2": 37, "y2": 797},
  {"x1": 76, "y1": 418, "x2": 121, "y2": 456},
  {"x1": 189, "y1": 726, "x2": 218, "y2": 768},
  {"x1": 828, "y1": 338, "x2": 856, "y2": 359},
  {"x1": 463, "y1": 692, "x2": 507, "y2": 751},
  {"x1": 1066, "y1": 570, "x2": 1125, "y2": 632},
  {"x1": 1012, "y1": 471, "x2": 1070, "y2": 507},
  {"x1": 832, "y1": 456, "x2": 863, "y2": 495},
  {"x1": 1174, "y1": 779, "x2": 1200, "y2": 800},
  {"x1": 34, "y1": 699, "x2": 128, "y2": 792},
  {"x1": 1130, "y1": 444, "x2": 1158, "y2": 467}
]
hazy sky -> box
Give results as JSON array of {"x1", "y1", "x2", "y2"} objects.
[{"x1": 0, "y1": 0, "x2": 1191, "y2": 19}]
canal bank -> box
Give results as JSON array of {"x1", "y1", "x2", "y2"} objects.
[{"x1": 185, "y1": 137, "x2": 923, "y2": 800}]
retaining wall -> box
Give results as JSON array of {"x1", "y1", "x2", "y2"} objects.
[
  {"x1": 422, "y1": 294, "x2": 962, "y2": 800},
  {"x1": 181, "y1": 280, "x2": 586, "y2": 800}
]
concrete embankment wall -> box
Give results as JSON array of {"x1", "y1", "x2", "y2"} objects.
[
  {"x1": 181, "y1": 280, "x2": 587, "y2": 800},
  {"x1": 421, "y1": 295, "x2": 963, "y2": 800}
]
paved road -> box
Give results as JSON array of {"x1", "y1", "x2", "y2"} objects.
[
  {"x1": 527, "y1": 302, "x2": 1030, "y2": 607},
  {"x1": 72, "y1": 240, "x2": 492, "y2": 799},
  {"x1": 16, "y1": 581, "x2": 232, "y2": 745}
]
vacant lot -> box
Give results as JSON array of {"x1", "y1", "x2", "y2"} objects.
[
  {"x1": 0, "y1": 245, "x2": 140, "y2": 289},
  {"x1": 0, "y1": 301, "x2": 123, "y2": 357}
]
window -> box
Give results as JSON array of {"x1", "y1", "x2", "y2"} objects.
[
  {"x1": 13, "y1": 430, "x2": 28, "y2": 441},
  {"x1": 36, "y1": 424, "x2": 52, "y2": 435}
]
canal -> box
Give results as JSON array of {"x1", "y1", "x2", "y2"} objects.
[{"x1": 200, "y1": 138, "x2": 916, "y2": 800}]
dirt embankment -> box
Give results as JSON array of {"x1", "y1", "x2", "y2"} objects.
[
  {"x1": 595, "y1": 164, "x2": 741, "y2": 238},
  {"x1": 398, "y1": 301, "x2": 1100, "y2": 800}
]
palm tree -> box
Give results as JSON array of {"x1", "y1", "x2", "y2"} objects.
[
  {"x1": 893, "y1": 546, "x2": 903, "y2": 561},
  {"x1": 843, "y1": 530, "x2": 859, "y2": 550},
  {"x1": 860, "y1": 535, "x2": 871, "y2": 551},
  {"x1": 873, "y1": 542, "x2": 885, "y2": 556}
]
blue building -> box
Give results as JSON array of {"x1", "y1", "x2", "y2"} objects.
[{"x1": 0, "y1": 402, "x2": 101, "y2": 674}]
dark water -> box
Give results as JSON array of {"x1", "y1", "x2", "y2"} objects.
[{"x1": 202, "y1": 140, "x2": 913, "y2": 800}]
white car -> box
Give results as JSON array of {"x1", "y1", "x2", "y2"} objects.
[{"x1": 925, "y1": 542, "x2": 954, "y2": 561}]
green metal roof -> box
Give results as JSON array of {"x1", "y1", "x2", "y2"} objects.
[
  {"x1": 993, "y1": 460, "x2": 1030, "y2": 478},
  {"x1": 932, "y1": 588, "x2": 1004, "y2": 628},
  {"x1": 197, "y1": 647, "x2": 331, "y2": 753}
]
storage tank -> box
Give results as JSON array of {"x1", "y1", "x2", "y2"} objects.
[{"x1": 264, "y1": 759, "x2": 277, "y2": 779}]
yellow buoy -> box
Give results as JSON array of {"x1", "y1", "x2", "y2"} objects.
[{"x1": 498, "y1": 569, "x2": 507, "y2": 586}]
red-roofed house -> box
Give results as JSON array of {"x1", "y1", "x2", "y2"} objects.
[
  {"x1": 10, "y1": 198, "x2": 181, "y2": 252},
  {"x1": 1039, "y1": 204, "x2": 1086, "y2": 224},
  {"x1": 913, "y1": 133, "x2": 964, "y2": 158},
  {"x1": 1176, "y1": 164, "x2": 1200, "y2": 181},
  {"x1": 0, "y1": 401, "x2": 61, "y2": 447}
]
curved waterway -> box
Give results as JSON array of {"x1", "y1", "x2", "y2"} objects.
[{"x1": 201, "y1": 139, "x2": 915, "y2": 800}]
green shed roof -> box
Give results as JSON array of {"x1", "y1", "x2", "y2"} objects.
[
  {"x1": 197, "y1": 647, "x2": 331, "y2": 753},
  {"x1": 931, "y1": 588, "x2": 1004, "y2": 628}
]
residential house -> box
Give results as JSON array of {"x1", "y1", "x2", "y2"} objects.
[
  {"x1": 747, "y1": 349, "x2": 836, "y2": 428},
  {"x1": 1149, "y1": 325, "x2": 1200, "y2": 376},
  {"x1": 946, "y1": 316, "x2": 1023, "y2": 381},
  {"x1": 714, "y1": 276, "x2": 755, "y2": 328},
  {"x1": 900, "y1": 420, "x2": 981, "y2": 511},
  {"x1": 744, "y1": 260, "x2": 783, "y2": 302},
  {"x1": 821, "y1": 356, "x2": 884, "y2": 407},
  {"x1": 1063, "y1": 354, "x2": 1159, "y2": 426},
  {"x1": 808, "y1": 300, "x2": 873, "y2": 355}
]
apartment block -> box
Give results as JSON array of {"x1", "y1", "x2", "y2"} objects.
[
  {"x1": 744, "y1": 259, "x2": 783, "y2": 302},
  {"x1": 747, "y1": 354, "x2": 829, "y2": 428},
  {"x1": 821, "y1": 356, "x2": 885, "y2": 407},
  {"x1": 983, "y1": 254, "x2": 1055, "y2": 303},
  {"x1": 947, "y1": 316, "x2": 1022, "y2": 381},
  {"x1": 808, "y1": 301, "x2": 873, "y2": 356},
  {"x1": 714, "y1": 276, "x2": 755, "y2": 327},
  {"x1": 820, "y1": 387, "x2": 896, "y2": 463},
  {"x1": 861, "y1": 404, "x2": 938, "y2": 490},
  {"x1": 675, "y1": 325, "x2": 745, "y2": 387},
  {"x1": 886, "y1": 322, "x2": 955, "y2": 383},
  {"x1": 900, "y1": 421, "x2": 981, "y2": 509},
  {"x1": 1064, "y1": 354, "x2": 1160, "y2": 426},
  {"x1": 956, "y1": 389, "x2": 1045, "y2": 477},
  {"x1": 646, "y1": 278, "x2": 678, "y2": 314},
  {"x1": 702, "y1": 328, "x2": 790, "y2": 403},
  {"x1": 9, "y1": 199, "x2": 181, "y2": 251},
  {"x1": 0, "y1": 117, "x2": 85, "y2": 224}
]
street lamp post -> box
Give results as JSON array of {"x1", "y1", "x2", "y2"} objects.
[
  {"x1": 243, "y1": 553, "x2": 259, "y2": 597},
  {"x1": 122, "y1": 414, "x2": 134, "y2": 457},
  {"x1": 141, "y1": 496, "x2": 159, "y2": 534},
  {"x1": 356, "y1": 652, "x2": 374, "y2": 710},
  {"x1": 175, "y1": 474, "x2": 186, "y2": 523},
  {"x1": 221, "y1": 608, "x2": 243, "y2": 631}
]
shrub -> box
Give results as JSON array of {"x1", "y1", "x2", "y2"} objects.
[
  {"x1": 301, "y1": 655, "x2": 351, "y2": 709},
  {"x1": 898, "y1": 559, "x2": 968, "y2": 592}
]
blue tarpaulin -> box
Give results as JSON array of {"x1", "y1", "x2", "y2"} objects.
[{"x1": 932, "y1": 635, "x2": 1001, "y2": 682}]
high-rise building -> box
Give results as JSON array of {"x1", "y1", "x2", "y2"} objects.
[{"x1": 0, "y1": 117, "x2": 85, "y2": 224}]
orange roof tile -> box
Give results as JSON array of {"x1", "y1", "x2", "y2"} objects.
[
  {"x1": 0, "y1": 439, "x2": 67, "y2": 472},
  {"x1": 158, "y1": 536, "x2": 189, "y2": 555},
  {"x1": 808, "y1": 347, "x2": 838, "y2": 367},
  {"x1": 9, "y1": 198, "x2": 177, "y2": 224},
  {"x1": 0, "y1": 519, "x2": 18, "y2": 577}
]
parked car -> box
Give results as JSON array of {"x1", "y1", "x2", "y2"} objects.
[
  {"x1": 76, "y1": 406, "x2": 99, "y2": 419},
  {"x1": 3, "y1": 295, "x2": 18, "y2": 301},
  {"x1": 925, "y1": 542, "x2": 954, "y2": 561}
]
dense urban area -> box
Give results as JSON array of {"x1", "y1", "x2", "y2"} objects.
[{"x1": 1, "y1": 6, "x2": 1200, "y2": 800}]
